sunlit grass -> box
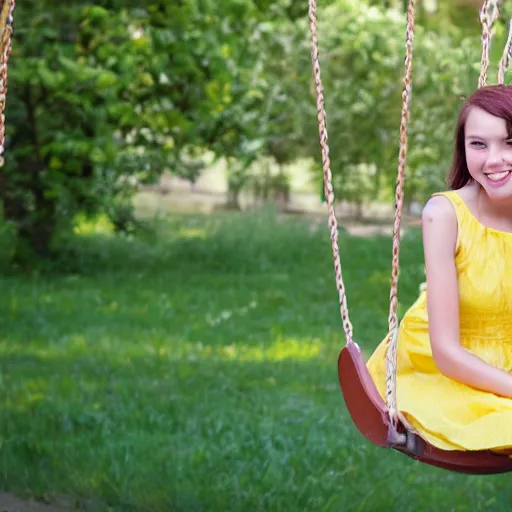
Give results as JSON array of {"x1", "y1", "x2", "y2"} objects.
[
  {"x1": 177, "y1": 226, "x2": 209, "y2": 239},
  {"x1": 2, "y1": 208, "x2": 511, "y2": 511},
  {"x1": 73, "y1": 212, "x2": 115, "y2": 235},
  {"x1": 0, "y1": 334, "x2": 323, "y2": 366}
]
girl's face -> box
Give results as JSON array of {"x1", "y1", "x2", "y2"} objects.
[{"x1": 465, "y1": 106, "x2": 512, "y2": 200}]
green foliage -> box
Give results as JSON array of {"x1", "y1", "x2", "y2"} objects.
[
  {"x1": 0, "y1": 0, "x2": 501, "y2": 260},
  {"x1": 3, "y1": 2, "x2": 158, "y2": 255},
  {"x1": 299, "y1": 0, "x2": 481, "y2": 208},
  {"x1": 1, "y1": 0, "x2": 311, "y2": 256}
]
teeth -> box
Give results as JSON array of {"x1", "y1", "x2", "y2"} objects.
[{"x1": 487, "y1": 171, "x2": 510, "y2": 181}]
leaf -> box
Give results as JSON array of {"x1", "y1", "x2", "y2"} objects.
[
  {"x1": 96, "y1": 71, "x2": 119, "y2": 89},
  {"x1": 84, "y1": 5, "x2": 110, "y2": 21}
]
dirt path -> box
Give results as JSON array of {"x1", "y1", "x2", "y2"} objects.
[{"x1": 135, "y1": 188, "x2": 423, "y2": 238}]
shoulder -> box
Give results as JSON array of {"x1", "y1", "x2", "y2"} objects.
[
  {"x1": 421, "y1": 192, "x2": 458, "y2": 254},
  {"x1": 421, "y1": 193, "x2": 457, "y2": 226}
]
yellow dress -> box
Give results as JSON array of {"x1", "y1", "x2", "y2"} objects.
[{"x1": 367, "y1": 190, "x2": 512, "y2": 452}]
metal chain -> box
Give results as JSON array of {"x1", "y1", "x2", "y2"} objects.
[
  {"x1": 0, "y1": 0, "x2": 15, "y2": 168},
  {"x1": 479, "y1": 0, "x2": 500, "y2": 88},
  {"x1": 385, "y1": 0, "x2": 416, "y2": 428},
  {"x1": 307, "y1": 0, "x2": 354, "y2": 345}
]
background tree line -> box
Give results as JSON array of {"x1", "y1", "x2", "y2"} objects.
[{"x1": 1, "y1": 0, "x2": 510, "y2": 260}]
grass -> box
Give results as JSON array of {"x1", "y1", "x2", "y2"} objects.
[{"x1": 1, "y1": 205, "x2": 511, "y2": 511}]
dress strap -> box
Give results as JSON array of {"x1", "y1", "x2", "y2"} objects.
[
  {"x1": 430, "y1": 190, "x2": 464, "y2": 210},
  {"x1": 430, "y1": 190, "x2": 471, "y2": 221}
]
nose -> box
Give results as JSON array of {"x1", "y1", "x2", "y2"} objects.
[{"x1": 486, "y1": 147, "x2": 506, "y2": 167}]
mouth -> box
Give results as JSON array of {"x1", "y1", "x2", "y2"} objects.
[{"x1": 485, "y1": 170, "x2": 512, "y2": 186}]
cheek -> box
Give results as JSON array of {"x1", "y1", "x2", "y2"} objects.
[{"x1": 465, "y1": 149, "x2": 486, "y2": 170}]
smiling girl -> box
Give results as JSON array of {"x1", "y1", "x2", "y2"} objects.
[{"x1": 367, "y1": 85, "x2": 512, "y2": 452}]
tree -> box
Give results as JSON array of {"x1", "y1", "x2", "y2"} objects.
[
  {"x1": 2, "y1": 2, "x2": 166, "y2": 255},
  {"x1": 2, "y1": 0, "x2": 298, "y2": 255}
]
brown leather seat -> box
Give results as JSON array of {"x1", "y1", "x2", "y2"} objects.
[{"x1": 339, "y1": 343, "x2": 512, "y2": 474}]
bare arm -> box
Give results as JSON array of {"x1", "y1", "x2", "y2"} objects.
[{"x1": 422, "y1": 196, "x2": 512, "y2": 397}]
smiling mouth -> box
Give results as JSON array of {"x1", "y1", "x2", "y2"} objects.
[{"x1": 485, "y1": 170, "x2": 512, "y2": 182}]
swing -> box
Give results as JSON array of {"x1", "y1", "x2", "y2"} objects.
[{"x1": 308, "y1": 0, "x2": 512, "y2": 474}]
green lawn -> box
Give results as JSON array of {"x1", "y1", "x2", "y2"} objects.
[{"x1": 1, "y1": 207, "x2": 510, "y2": 511}]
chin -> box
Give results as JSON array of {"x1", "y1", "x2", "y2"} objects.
[{"x1": 482, "y1": 183, "x2": 512, "y2": 202}]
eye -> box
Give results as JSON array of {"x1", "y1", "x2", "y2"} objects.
[{"x1": 469, "y1": 141, "x2": 485, "y2": 147}]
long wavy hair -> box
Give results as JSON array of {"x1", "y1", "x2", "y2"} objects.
[{"x1": 448, "y1": 85, "x2": 512, "y2": 189}]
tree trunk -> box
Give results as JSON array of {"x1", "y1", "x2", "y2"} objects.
[
  {"x1": 226, "y1": 184, "x2": 242, "y2": 210},
  {"x1": 2, "y1": 160, "x2": 57, "y2": 257}
]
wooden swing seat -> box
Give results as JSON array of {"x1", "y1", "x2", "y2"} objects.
[{"x1": 339, "y1": 343, "x2": 512, "y2": 474}]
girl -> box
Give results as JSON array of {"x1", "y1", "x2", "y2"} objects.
[{"x1": 367, "y1": 84, "x2": 512, "y2": 452}]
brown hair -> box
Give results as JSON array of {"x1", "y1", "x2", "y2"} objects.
[{"x1": 448, "y1": 84, "x2": 512, "y2": 189}]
